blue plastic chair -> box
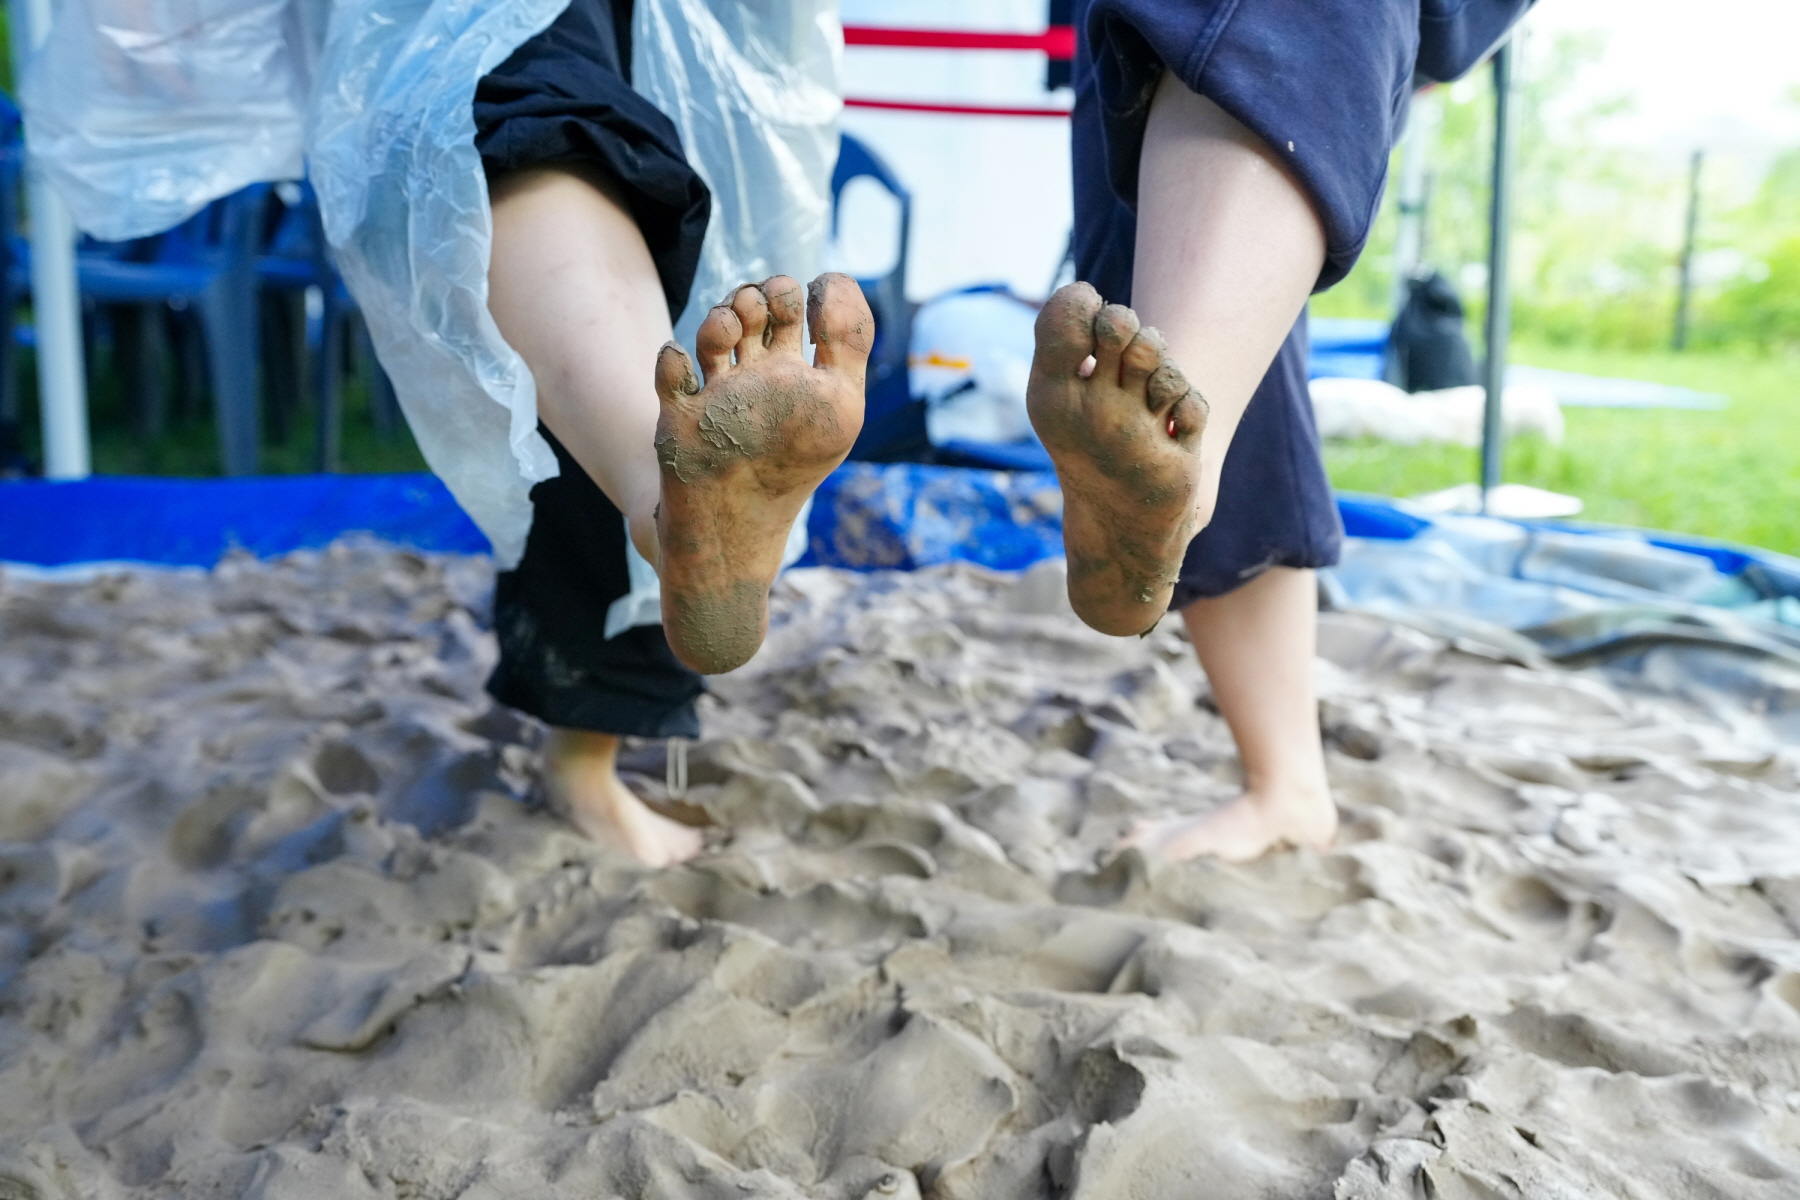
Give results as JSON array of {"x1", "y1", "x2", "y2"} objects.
[
  {"x1": 832, "y1": 133, "x2": 911, "y2": 379},
  {"x1": 832, "y1": 133, "x2": 918, "y2": 459},
  {"x1": 257, "y1": 180, "x2": 400, "y2": 470},
  {"x1": 77, "y1": 187, "x2": 270, "y2": 474}
]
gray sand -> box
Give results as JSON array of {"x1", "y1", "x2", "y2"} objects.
[{"x1": 2, "y1": 540, "x2": 1798, "y2": 1198}]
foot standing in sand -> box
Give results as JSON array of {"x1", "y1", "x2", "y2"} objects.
[
  {"x1": 473, "y1": 2, "x2": 868, "y2": 864},
  {"x1": 1035, "y1": 0, "x2": 1531, "y2": 860}
]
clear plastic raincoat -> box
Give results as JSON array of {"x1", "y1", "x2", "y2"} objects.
[{"x1": 23, "y1": 0, "x2": 842, "y2": 566}]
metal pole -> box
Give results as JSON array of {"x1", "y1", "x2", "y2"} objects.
[
  {"x1": 1478, "y1": 40, "x2": 1515, "y2": 512},
  {"x1": 1673, "y1": 149, "x2": 1702, "y2": 351},
  {"x1": 10, "y1": 0, "x2": 91, "y2": 478}
]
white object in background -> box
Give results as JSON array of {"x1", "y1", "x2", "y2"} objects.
[
  {"x1": 1506, "y1": 364, "x2": 1727, "y2": 410},
  {"x1": 1309, "y1": 376, "x2": 1563, "y2": 447},
  {"x1": 839, "y1": 0, "x2": 1073, "y2": 302},
  {"x1": 911, "y1": 289, "x2": 1038, "y2": 446},
  {"x1": 11, "y1": 0, "x2": 89, "y2": 479},
  {"x1": 1407, "y1": 483, "x2": 1584, "y2": 520}
]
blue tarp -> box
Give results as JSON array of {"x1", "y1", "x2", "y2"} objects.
[
  {"x1": 0, "y1": 468, "x2": 1456, "y2": 574},
  {"x1": 0, "y1": 474, "x2": 490, "y2": 568},
  {"x1": 3, "y1": 468, "x2": 1797, "y2": 667}
]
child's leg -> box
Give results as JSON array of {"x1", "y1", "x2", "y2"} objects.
[
  {"x1": 488, "y1": 165, "x2": 670, "y2": 567},
  {"x1": 1124, "y1": 79, "x2": 1337, "y2": 859},
  {"x1": 1128, "y1": 568, "x2": 1336, "y2": 861},
  {"x1": 545, "y1": 728, "x2": 700, "y2": 867},
  {"x1": 1031, "y1": 71, "x2": 1340, "y2": 860},
  {"x1": 1029, "y1": 77, "x2": 1325, "y2": 636},
  {"x1": 490, "y1": 165, "x2": 869, "y2": 676}
]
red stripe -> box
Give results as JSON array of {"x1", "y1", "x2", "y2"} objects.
[
  {"x1": 845, "y1": 97, "x2": 1072, "y2": 119},
  {"x1": 843, "y1": 24, "x2": 1076, "y2": 60}
]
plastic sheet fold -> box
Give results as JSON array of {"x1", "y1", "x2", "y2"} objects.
[{"x1": 23, "y1": 0, "x2": 326, "y2": 241}]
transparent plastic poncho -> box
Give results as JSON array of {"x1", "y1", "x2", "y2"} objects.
[{"x1": 24, "y1": 0, "x2": 842, "y2": 568}]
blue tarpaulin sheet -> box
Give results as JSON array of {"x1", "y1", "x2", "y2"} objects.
[
  {"x1": 0, "y1": 468, "x2": 1443, "y2": 574},
  {"x1": 0, "y1": 468, "x2": 1788, "y2": 588},
  {"x1": 0, "y1": 474, "x2": 491, "y2": 568}
]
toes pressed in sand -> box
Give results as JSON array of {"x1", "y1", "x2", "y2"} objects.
[
  {"x1": 654, "y1": 273, "x2": 871, "y2": 674},
  {"x1": 1027, "y1": 282, "x2": 1209, "y2": 637}
]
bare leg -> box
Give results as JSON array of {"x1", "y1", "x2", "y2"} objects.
[
  {"x1": 1028, "y1": 75, "x2": 1326, "y2": 636},
  {"x1": 487, "y1": 166, "x2": 703, "y2": 864},
  {"x1": 1028, "y1": 75, "x2": 1337, "y2": 858},
  {"x1": 1124, "y1": 568, "x2": 1336, "y2": 861},
  {"x1": 488, "y1": 165, "x2": 668, "y2": 562},
  {"x1": 545, "y1": 729, "x2": 702, "y2": 866},
  {"x1": 487, "y1": 164, "x2": 872, "y2": 674}
]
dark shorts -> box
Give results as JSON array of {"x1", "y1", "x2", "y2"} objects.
[
  {"x1": 474, "y1": 0, "x2": 709, "y2": 736},
  {"x1": 1070, "y1": 0, "x2": 1530, "y2": 602}
]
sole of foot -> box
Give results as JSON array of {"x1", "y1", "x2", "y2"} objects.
[
  {"x1": 547, "y1": 731, "x2": 705, "y2": 867},
  {"x1": 654, "y1": 274, "x2": 871, "y2": 674},
  {"x1": 1122, "y1": 786, "x2": 1338, "y2": 863},
  {"x1": 1027, "y1": 282, "x2": 1209, "y2": 636}
]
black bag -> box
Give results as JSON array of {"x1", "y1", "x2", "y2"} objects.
[{"x1": 1385, "y1": 271, "x2": 1478, "y2": 393}]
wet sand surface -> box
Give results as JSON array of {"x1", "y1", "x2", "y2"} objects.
[{"x1": 2, "y1": 540, "x2": 1799, "y2": 1198}]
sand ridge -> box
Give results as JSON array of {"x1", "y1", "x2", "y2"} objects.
[{"x1": 1, "y1": 541, "x2": 1799, "y2": 1198}]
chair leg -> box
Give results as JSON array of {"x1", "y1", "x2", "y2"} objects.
[
  {"x1": 201, "y1": 276, "x2": 261, "y2": 476},
  {"x1": 315, "y1": 304, "x2": 344, "y2": 473},
  {"x1": 111, "y1": 303, "x2": 168, "y2": 440},
  {"x1": 261, "y1": 291, "x2": 303, "y2": 446}
]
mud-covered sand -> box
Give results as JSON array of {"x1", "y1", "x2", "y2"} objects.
[{"x1": 3, "y1": 540, "x2": 1800, "y2": 1199}]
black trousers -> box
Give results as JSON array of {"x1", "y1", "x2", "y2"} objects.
[{"x1": 474, "y1": 0, "x2": 709, "y2": 736}]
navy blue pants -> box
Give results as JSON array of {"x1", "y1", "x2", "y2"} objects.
[{"x1": 1071, "y1": 0, "x2": 1531, "y2": 603}]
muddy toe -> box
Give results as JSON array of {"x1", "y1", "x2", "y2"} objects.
[{"x1": 1026, "y1": 282, "x2": 1208, "y2": 636}]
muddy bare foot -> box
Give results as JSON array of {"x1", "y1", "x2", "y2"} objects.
[
  {"x1": 654, "y1": 274, "x2": 870, "y2": 673},
  {"x1": 547, "y1": 729, "x2": 703, "y2": 867},
  {"x1": 1122, "y1": 783, "x2": 1337, "y2": 863},
  {"x1": 1027, "y1": 282, "x2": 1209, "y2": 636}
]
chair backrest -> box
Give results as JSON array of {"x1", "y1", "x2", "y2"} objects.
[
  {"x1": 831, "y1": 133, "x2": 912, "y2": 382},
  {"x1": 157, "y1": 184, "x2": 271, "y2": 270}
]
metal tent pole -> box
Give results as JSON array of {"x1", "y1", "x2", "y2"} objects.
[
  {"x1": 1673, "y1": 149, "x2": 1702, "y2": 351},
  {"x1": 9, "y1": 0, "x2": 91, "y2": 479},
  {"x1": 1478, "y1": 39, "x2": 1515, "y2": 513}
]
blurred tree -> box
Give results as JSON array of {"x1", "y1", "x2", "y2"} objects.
[{"x1": 1314, "y1": 28, "x2": 1800, "y2": 358}]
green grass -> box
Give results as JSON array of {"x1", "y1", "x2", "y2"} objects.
[
  {"x1": 1323, "y1": 344, "x2": 1800, "y2": 556},
  {"x1": 13, "y1": 345, "x2": 430, "y2": 478}
]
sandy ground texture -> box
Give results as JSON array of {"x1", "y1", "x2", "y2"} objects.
[{"x1": 3, "y1": 540, "x2": 1800, "y2": 1199}]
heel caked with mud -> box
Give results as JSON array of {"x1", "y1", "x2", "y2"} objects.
[
  {"x1": 1026, "y1": 282, "x2": 1209, "y2": 636},
  {"x1": 654, "y1": 273, "x2": 871, "y2": 674}
]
